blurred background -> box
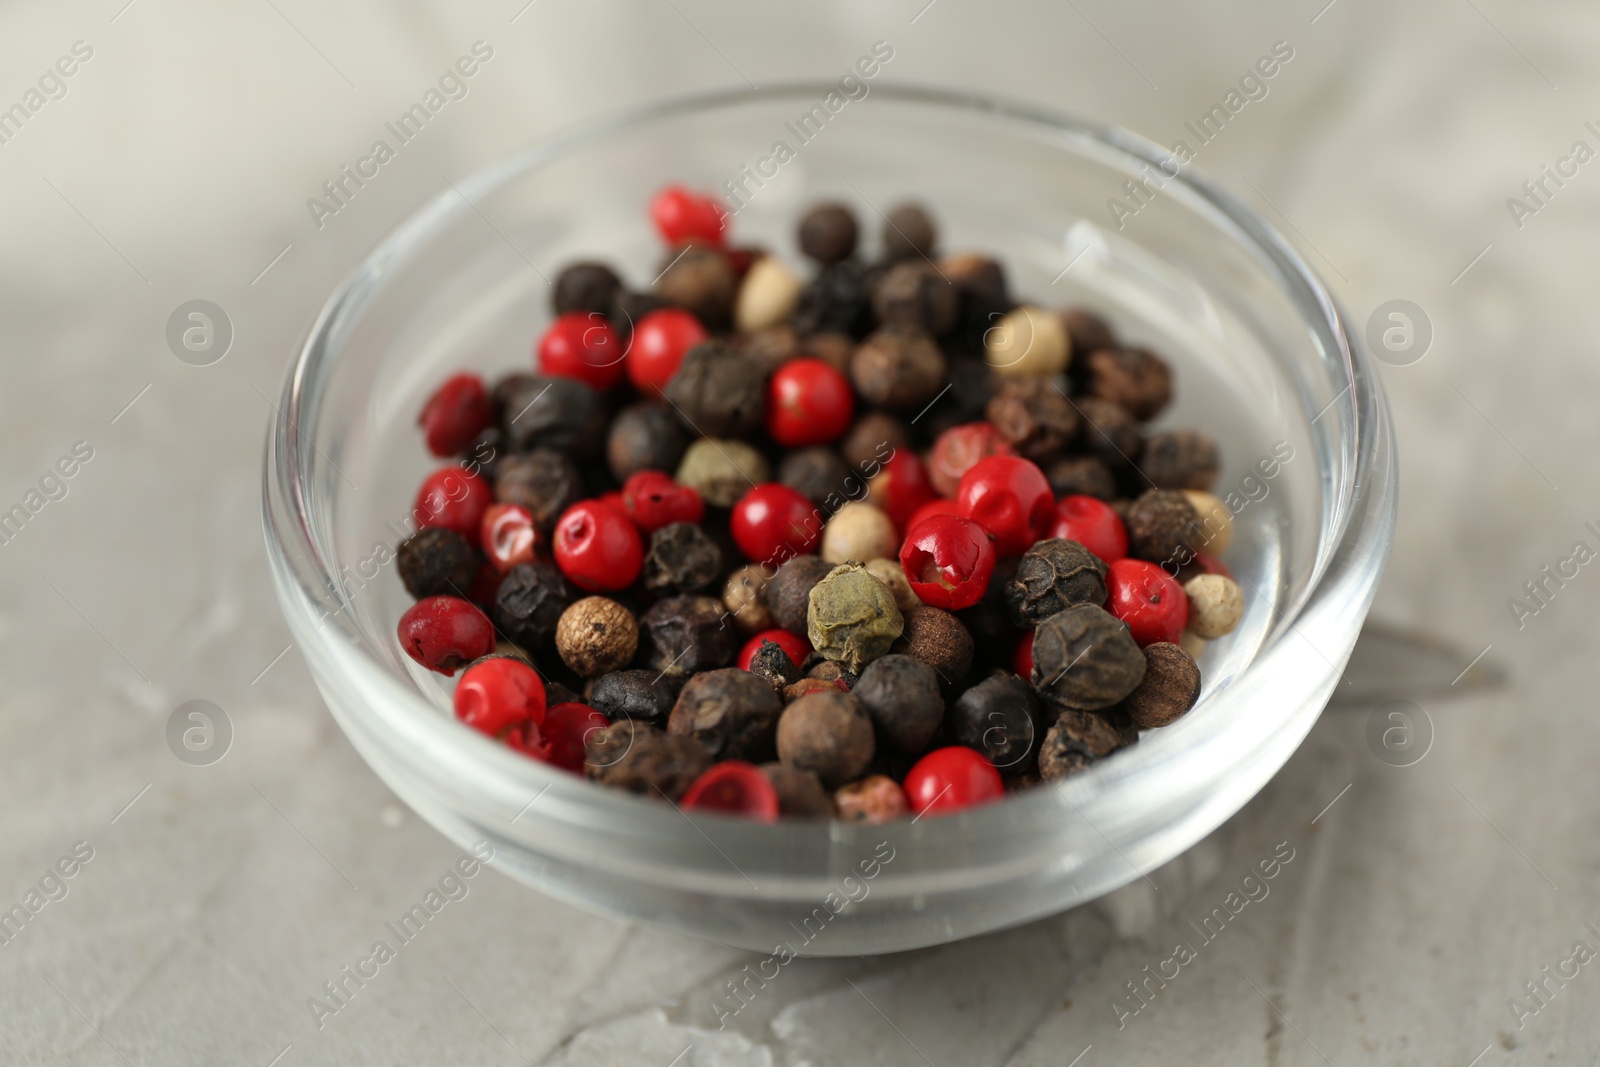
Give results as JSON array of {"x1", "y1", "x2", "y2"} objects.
[{"x1": 3, "y1": 0, "x2": 1595, "y2": 1063}]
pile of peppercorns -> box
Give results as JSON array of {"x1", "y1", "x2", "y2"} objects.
[{"x1": 390, "y1": 184, "x2": 1245, "y2": 823}]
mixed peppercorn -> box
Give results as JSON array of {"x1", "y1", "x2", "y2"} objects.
[{"x1": 391, "y1": 184, "x2": 1246, "y2": 823}]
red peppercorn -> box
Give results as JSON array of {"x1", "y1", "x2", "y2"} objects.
[
  {"x1": 414, "y1": 467, "x2": 494, "y2": 540},
  {"x1": 869, "y1": 450, "x2": 937, "y2": 529},
  {"x1": 680, "y1": 761, "x2": 780, "y2": 821},
  {"x1": 621, "y1": 470, "x2": 705, "y2": 534},
  {"x1": 454, "y1": 657, "x2": 547, "y2": 738},
  {"x1": 903, "y1": 746, "x2": 1004, "y2": 816},
  {"x1": 903, "y1": 496, "x2": 964, "y2": 535},
  {"x1": 1049, "y1": 494, "x2": 1129, "y2": 564},
  {"x1": 738, "y1": 629, "x2": 812, "y2": 671},
  {"x1": 397, "y1": 596, "x2": 495, "y2": 675},
  {"x1": 650, "y1": 185, "x2": 727, "y2": 247},
  {"x1": 1013, "y1": 630, "x2": 1034, "y2": 678},
  {"x1": 627, "y1": 308, "x2": 708, "y2": 394},
  {"x1": 480, "y1": 503, "x2": 539, "y2": 573},
  {"x1": 539, "y1": 702, "x2": 610, "y2": 772},
  {"x1": 766, "y1": 358, "x2": 856, "y2": 447},
  {"x1": 730, "y1": 483, "x2": 822, "y2": 565},
  {"x1": 506, "y1": 718, "x2": 552, "y2": 762},
  {"x1": 899, "y1": 514, "x2": 996, "y2": 611},
  {"x1": 553, "y1": 499, "x2": 644, "y2": 592},
  {"x1": 957, "y1": 455, "x2": 1053, "y2": 557},
  {"x1": 1106, "y1": 557, "x2": 1189, "y2": 646},
  {"x1": 418, "y1": 373, "x2": 490, "y2": 457},
  {"x1": 537, "y1": 311, "x2": 625, "y2": 391},
  {"x1": 928, "y1": 421, "x2": 1014, "y2": 498}
]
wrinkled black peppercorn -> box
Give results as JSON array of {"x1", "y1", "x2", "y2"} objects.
[
  {"x1": 852, "y1": 653, "x2": 943, "y2": 754},
  {"x1": 663, "y1": 339, "x2": 766, "y2": 439},
  {"x1": 1037, "y1": 708, "x2": 1137, "y2": 782},
  {"x1": 639, "y1": 595, "x2": 738, "y2": 677},
  {"x1": 1030, "y1": 604, "x2": 1147, "y2": 711},
  {"x1": 498, "y1": 374, "x2": 606, "y2": 458},
  {"x1": 668, "y1": 667, "x2": 785, "y2": 762},
  {"x1": 1045, "y1": 455, "x2": 1119, "y2": 501},
  {"x1": 643, "y1": 522, "x2": 722, "y2": 594},
  {"x1": 798, "y1": 203, "x2": 859, "y2": 265},
  {"x1": 947, "y1": 672, "x2": 1040, "y2": 774},
  {"x1": 1125, "y1": 489, "x2": 1201, "y2": 565},
  {"x1": 793, "y1": 261, "x2": 875, "y2": 339},
  {"x1": 986, "y1": 378, "x2": 1080, "y2": 461},
  {"x1": 607, "y1": 401, "x2": 690, "y2": 483},
  {"x1": 495, "y1": 449, "x2": 584, "y2": 532},
  {"x1": 588, "y1": 669, "x2": 677, "y2": 723},
  {"x1": 553, "y1": 261, "x2": 623, "y2": 316},
  {"x1": 1083, "y1": 347, "x2": 1173, "y2": 421},
  {"x1": 492, "y1": 561, "x2": 575, "y2": 651},
  {"x1": 1003, "y1": 539, "x2": 1110, "y2": 627},
  {"x1": 871, "y1": 261, "x2": 958, "y2": 336},
  {"x1": 766, "y1": 555, "x2": 837, "y2": 635},
  {"x1": 396, "y1": 527, "x2": 477, "y2": 600},
  {"x1": 1140, "y1": 431, "x2": 1220, "y2": 491},
  {"x1": 779, "y1": 447, "x2": 854, "y2": 505},
  {"x1": 585, "y1": 719, "x2": 711, "y2": 800},
  {"x1": 1075, "y1": 397, "x2": 1144, "y2": 469}
]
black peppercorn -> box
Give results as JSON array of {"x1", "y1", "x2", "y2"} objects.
[
  {"x1": 495, "y1": 449, "x2": 584, "y2": 532},
  {"x1": 957, "y1": 556, "x2": 1021, "y2": 661},
  {"x1": 463, "y1": 425, "x2": 505, "y2": 483},
  {"x1": 668, "y1": 667, "x2": 785, "y2": 762},
  {"x1": 553, "y1": 261, "x2": 623, "y2": 316},
  {"x1": 1030, "y1": 604, "x2": 1147, "y2": 711},
  {"x1": 748, "y1": 639, "x2": 804, "y2": 692},
  {"x1": 986, "y1": 378, "x2": 1080, "y2": 461},
  {"x1": 1125, "y1": 489, "x2": 1201, "y2": 565},
  {"x1": 892, "y1": 606, "x2": 975, "y2": 686},
  {"x1": 396, "y1": 527, "x2": 477, "y2": 600},
  {"x1": 792, "y1": 261, "x2": 875, "y2": 339},
  {"x1": 1061, "y1": 308, "x2": 1117, "y2": 356},
  {"x1": 492, "y1": 561, "x2": 574, "y2": 652},
  {"x1": 642, "y1": 521, "x2": 722, "y2": 595},
  {"x1": 610, "y1": 289, "x2": 666, "y2": 339},
  {"x1": 839, "y1": 413, "x2": 910, "y2": 474},
  {"x1": 852, "y1": 653, "x2": 943, "y2": 754},
  {"x1": 779, "y1": 447, "x2": 854, "y2": 505},
  {"x1": 498, "y1": 374, "x2": 606, "y2": 459},
  {"x1": 850, "y1": 330, "x2": 947, "y2": 413},
  {"x1": 761, "y1": 762, "x2": 833, "y2": 817},
  {"x1": 1037, "y1": 708, "x2": 1137, "y2": 782},
  {"x1": 947, "y1": 672, "x2": 1041, "y2": 774},
  {"x1": 1004, "y1": 539, "x2": 1110, "y2": 627},
  {"x1": 638, "y1": 595, "x2": 738, "y2": 677},
  {"x1": 585, "y1": 719, "x2": 712, "y2": 801},
  {"x1": 1083, "y1": 347, "x2": 1173, "y2": 421},
  {"x1": 588, "y1": 669, "x2": 677, "y2": 723},
  {"x1": 766, "y1": 555, "x2": 836, "y2": 635},
  {"x1": 776, "y1": 689, "x2": 875, "y2": 788},
  {"x1": 1140, "y1": 431, "x2": 1220, "y2": 491},
  {"x1": 741, "y1": 324, "x2": 801, "y2": 378},
  {"x1": 917, "y1": 356, "x2": 998, "y2": 441},
  {"x1": 607, "y1": 401, "x2": 690, "y2": 483},
  {"x1": 1075, "y1": 397, "x2": 1144, "y2": 469},
  {"x1": 654, "y1": 244, "x2": 736, "y2": 328},
  {"x1": 663, "y1": 339, "x2": 766, "y2": 439},
  {"x1": 883, "y1": 202, "x2": 938, "y2": 261},
  {"x1": 1123, "y1": 642, "x2": 1201, "y2": 728},
  {"x1": 798, "y1": 203, "x2": 859, "y2": 265},
  {"x1": 1045, "y1": 455, "x2": 1119, "y2": 501},
  {"x1": 871, "y1": 261, "x2": 958, "y2": 336}
]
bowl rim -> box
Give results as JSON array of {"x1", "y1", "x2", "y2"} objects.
[{"x1": 263, "y1": 81, "x2": 1395, "y2": 885}]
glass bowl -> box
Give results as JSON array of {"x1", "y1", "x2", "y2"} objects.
[{"x1": 263, "y1": 84, "x2": 1395, "y2": 955}]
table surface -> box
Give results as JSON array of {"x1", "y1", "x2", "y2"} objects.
[{"x1": 4, "y1": 1, "x2": 1596, "y2": 1063}]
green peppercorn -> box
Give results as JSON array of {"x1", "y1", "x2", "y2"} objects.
[{"x1": 807, "y1": 561, "x2": 905, "y2": 673}]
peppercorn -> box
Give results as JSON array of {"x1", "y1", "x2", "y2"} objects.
[
  {"x1": 735, "y1": 256, "x2": 804, "y2": 333},
  {"x1": 1045, "y1": 455, "x2": 1119, "y2": 501},
  {"x1": 748, "y1": 638, "x2": 804, "y2": 692},
  {"x1": 864, "y1": 558, "x2": 920, "y2": 614},
  {"x1": 1182, "y1": 490, "x2": 1233, "y2": 553},
  {"x1": 766, "y1": 555, "x2": 836, "y2": 634},
  {"x1": 588, "y1": 669, "x2": 677, "y2": 723},
  {"x1": 775, "y1": 689, "x2": 875, "y2": 788},
  {"x1": 883, "y1": 202, "x2": 938, "y2": 261},
  {"x1": 1030, "y1": 603, "x2": 1147, "y2": 711},
  {"x1": 850, "y1": 330, "x2": 948, "y2": 412},
  {"x1": 1126, "y1": 489, "x2": 1201, "y2": 565},
  {"x1": 985, "y1": 305, "x2": 1069, "y2": 378},
  {"x1": 1003, "y1": 538, "x2": 1110, "y2": 627},
  {"x1": 793, "y1": 261, "x2": 875, "y2": 338},
  {"x1": 778, "y1": 447, "x2": 852, "y2": 505},
  {"x1": 642, "y1": 521, "x2": 722, "y2": 595},
  {"x1": 498, "y1": 375, "x2": 605, "y2": 458},
  {"x1": 740, "y1": 324, "x2": 801, "y2": 378},
  {"x1": 1123, "y1": 642, "x2": 1201, "y2": 728},
  {"x1": 806, "y1": 658, "x2": 859, "y2": 687},
  {"x1": 891, "y1": 605, "x2": 974, "y2": 685},
  {"x1": 638, "y1": 595, "x2": 738, "y2": 677},
  {"x1": 801, "y1": 331, "x2": 855, "y2": 375},
  {"x1": 807, "y1": 561, "x2": 904, "y2": 673},
  {"x1": 798, "y1": 203, "x2": 859, "y2": 264},
  {"x1": 917, "y1": 357, "x2": 999, "y2": 441},
  {"x1": 852, "y1": 653, "x2": 943, "y2": 754},
  {"x1": 555, "y1": 596, "x2": 639, "y2": 677},
  {"x1": 495, "y1": 449, "x2": 584, "y2": 532},
  {"x1": 663, "y1": 339, "x2": 766, "y2": 440},
  {"x1": 956, "y1": 555, "x2": 1020, "y2": 658},
  {"x1": 722, "y1": 563, "x2": 773, "y2": 634},
  {"x1": 820, "y1": 502, "x2": 897, "y2": 565},
  {"x1": 985, "y1": 378, "x2": 1079, "y2": 461},
  {"x1": 610, "y1": 289, "x2": 666, "y2": 338},
  {"x1": 784, "y1": 677, "x2": 841, "y2": 702},
  {"x1": 947, "y1": 672, "x2": 1040, "y2": 774},
  {"x1": 553, "y1": 261, "x2": 623, "y2": 316},
  {"x1": 492, "y1": 561, "x2": 574, "y2": 651},
  {"x1": 1083, "y1": 347, "x2": 1173, "y2": 421},
  {"x1": 585, "y1": 719, "x2": 712, "y2": 801},
  {"x1": 940, "y1": 252, "x2": 1009, "y2": 312},
  {"x1": 464, "y1": 425, "x2": 505, "y2": 482},
  {"x1": 396, "y1": 527, "x2": 478, "y2": 600},
  {"x1": 607, "y1": 402, "x2": 690, "y2": 483},
  {"x1": 834, "y1": 775, "x2": 910, "y2": 823},
  {"x1": 666, "y1": 667, "x2": 784, "y2": 762},
  {"x1": 1074, "y1": 397, "x2": 1144, "y2": 469},
  {"x1": 675, "y1": 438, "x2": 770, "y2": 508},
  {"x1": 1183, "y1": 574, "x2": 1243, "y2": 639},
  {"x1": 1036, "y1": 708, "x2": 1136, "y2": 782},
  {"x1": 654, "y1": 244, "x2": 736, "y2": 328},
  {"x1": 871, "y1": 261, "x2": 958, "y2": 336},
  {"x1": 1141, "y1": 431, "x2": 1220, "y2": 491},
  {"x1": 753, "y1": 762, "x2": 829, "y2": 816},
  {"x1": 839, "y1": 413, "x2": 910, "y2": 473},
  {"x1": 1060, "y1": 308, "x2": 1117, "y2": 356}
]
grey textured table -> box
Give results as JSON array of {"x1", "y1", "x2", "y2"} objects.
[{"x1": 3, "y1": 1, "x2": 1594, "y2": 1063}]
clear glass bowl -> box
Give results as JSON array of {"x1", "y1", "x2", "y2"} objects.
[{"x1": 263, "y1": 84, "x2": 1395, "y2": 955}]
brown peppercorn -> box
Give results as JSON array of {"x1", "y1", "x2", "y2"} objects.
[
  {"x1": 1045, "y1": 455, "x2": 1119, "y2": 501},
  {"x1": 1037, "y1": 708, "x2": 1137, "y2": 782},
  {"x1": 556, "y1": 596, "x2": 639, "y2": 677},
  {"x1": 1125, "y1": 489, "x2": 1201, "y2": 565},
  {"x1": 553, "y1": 261, "x2": 623, "y2": 316},
  {"x1": 852, "y1": 653, "x2": 943, "y2": 754},
  {"x1": 776, "y1": 690, "x2": 875, "y2": 788},
  {"x1": 986, "y1": 378, "x2": 1080, "y2": 461},
  {"x1": 740, "y1": 324, "x2": 801, "y2": 378},
  {"x1": 779, "y1": 447, "x2": 853, "y2": 505},
  {"x1": 585, "y1": 719, "x2": 712, "y2": 801},
  {"x1": 940, "y1": 252, "x2": 1009, "y2": 311},
  {"x1": 663, "y1": 339, "x2": 766, "y2": 439},
  {"x1": 396, "y1": 527, "x2": 477, "y2": 600},
  {"x1": 1083, "y1": 347, "x2": 1173, "y2": 421},
  {"x1": 498, "y1": 375, "x2": 606, "y2": 458},
  {"x1": 493, "y1": 562, "x2": 574, "y2": 651},
  {"x1": 807, "y1": 562, "x2": 905, "y2": 673},
  {"x1": 667, "y1": 668, "x2": 784, "y2": 762},
  {"x1": 675, "y1": 438, "x2": 770, "y2": 507},
  {"x1": 1060, "y1": 308, "x2": 1117, "y2": 355},
  {"x1": 850, "y1": 330, "x2": 948, "y2": 413},
  {"x1": 766, "y1": 555, "x2": 836, "y2": 634},
  {"x1": 607, "y1": 401, "x2": 690, "y2": 483},
  {"x1": 801, "y1": 331, "x2": 856, "y2": 374},
  {"x1": 871, "y1": 260, "x2": 959, "y2": 336},
  {"x1": 722, "y1": 563, "x2": 773, "y2": 634},
  {"x1": 654, "y1": 243, "x2": 736, "y2": 327},
  {"x1": 834, "y1": 775, "x2": 910, "y2": 823},
  {"x1": 496, "y1": 449, "x2": 584, "y2": 531},
  {"x1": 784, "y1": 677, "x2": 842, "y2": 702},
  {"x1": 892, "y1": 606, "x2": 975, "y2": 686},
  {"x1": 638, "y1": 595, "x2": 738, "y2": 677},
  {"x1": 748, "y1": 638, "x2": 805, "y2": 692},
  {"x1": 1003, "y1": 539, "x2": 1110, "y2": 627},
  {"x1": 1031, "y1": 603, "x2": 1147, "y2": 711},
  {"x1": 883, "y1": 202, "x2": 938, "y2": 261},
  {"x1": 839, "y1": 412, "x2": 910, "y2": 473},
  {"x1": 1123, "y1": 642, "x2": 1201, "y2": 728},
  {"x1": 947, "y1": 672, "x2": 1041, "y2": 774},
  {"x1": 798, "y1": 202, "x2": 859, "y2": 265},
  {"x1": 1075, "y1": 397, "x2": 1144, "y2": 468},
  {"x1": 760, "y1": 762, "x2": 833, "y2": 817},
  {"x1": 642, "y1": 522, "x2": 722, "y2": 594},
  {"x1": 1141, "y1": 431, "x2": 1221, "y2": 491},
  {"x1": 588, "y1": 669, "x2": 676, "y2": 723}
]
